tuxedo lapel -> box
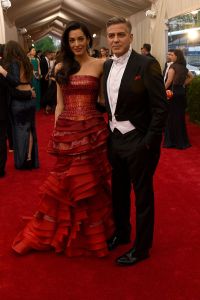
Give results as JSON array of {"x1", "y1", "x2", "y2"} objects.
[
  {"x1": 104, "y1": 51, "x2": 142, "y2": 117},
  {"x1": 117, "y1": 51, "x2": 141, "y2": 104}
]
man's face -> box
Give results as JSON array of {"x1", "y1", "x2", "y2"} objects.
[
  {"x1": 166, "y1": 51, "x2": 172, "y2": 62},
  {"x1": 141, "y1": 48, "x2": 148, "y2": 56},
  {"x1": 47, "y1": 53, "x2": 52, "y2": 60},
  {"x1": 106, "y1": 23, "x2": 133, "y2": 57}
]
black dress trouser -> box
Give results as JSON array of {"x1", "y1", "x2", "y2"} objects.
[
  {"x1": 0, "y1": 120, "x2": 8, "y2": 174},
  {"x1": 107, "y1": 128, "x2": 161, "y2": 252}
]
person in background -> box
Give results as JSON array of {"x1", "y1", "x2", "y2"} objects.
[
  {"x1": 12, "y1": 21, "x2": 114, "y2": 257},
  {"x1": 43, "y1": 52, "x2": 57, "y2": 114},
  {"x1": 163, "y1": 49, "x2": 174, "y2": 83},
  {"x1": 163, "y1": 49, "x2": 193, "y2": 149},
  {"x1": 0, "y1": 40, "x2": 39, "y2": 169},
  {"x1": 40, "y1": 51, "x2": 53, "y2": 108},
  {"x1": 36, "y1": 50, "x2": 43, "y2": 61},
  {"x1": 141, "y1": 43, "x2": 156, "y2": 60},
  {"x1": 99, "y1": 47, "x2": 109, "y2": 60},
  {"x1": 0, "y1": 44, "x2": 9, "y2": 177},
  {"x1": 91, "y1": 49, "x2": 100, "y2": 58},
  {"x1": 0, "y1": 44, "x2": 13, "y2": 153},
  {"x1": 43, "y1": 64, "x2": 57, "y2": 115},
  {"x1": 103, "y1": 16, "x2": 168, "y2": 266},
  {"x1": 0, "y1": 43, "x2": 36, "y2": 174},
  {"x1": 28, "y1": 46, "x2": 41, "y2": 111}
]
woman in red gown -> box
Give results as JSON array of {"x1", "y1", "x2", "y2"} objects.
[{"x1": 12, "y1": 21, "x2": 114, "y2": 257}]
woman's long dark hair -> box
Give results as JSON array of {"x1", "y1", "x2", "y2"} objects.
[
  {"x1": 3, "y1": 40, "x2": 33, "y2": 82},
  {"x1": 172, "y1": 49, "x2": 186, "y2": 66},
  {"x1": 56, "y1": 21, "x2": 93, "y2": 84},
  {"x1": 0, "y1": 44, "x2": 5, "y2": 58}
]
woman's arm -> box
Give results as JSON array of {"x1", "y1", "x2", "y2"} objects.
[
  {"x1": 54, "y1": 63, "x2": 64, "y2": 125},
  {"x1": 54, "y1": 83, "x2": 64, "y2": 126},
  {"x1": 96, "y1": 58, "x2": 105, "y2": 105},
  {"x1": 0, "y1": 65, "x2": 8, "y2": 77},
  {"x1": 98, "y1": 75, "x2": 105, "y2": 106},
  {"x1": 96, "y1": 75, "x2": 106, "y2": 112},
  {"x1": 165, "y1": 68, "x2": 175, "y2": 89},
  {"x1": 37, "y1": 58, "x2": 41, "y2": 77},
  {"x1": 184, "y1": 71, "x2": 194, "y2": 86}
]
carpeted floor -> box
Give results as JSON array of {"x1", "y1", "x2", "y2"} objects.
[{"x1": 1, "y1": 112, "x2": 200, "y2": 300}]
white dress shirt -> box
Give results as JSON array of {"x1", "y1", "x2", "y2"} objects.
[
  {"x1": 164, "y1": 62, "x2": 173, "y2": 83},
  {"x1": 45, "y1": 56, "x2": 50, "y2": 68},
  {"x1": 107, "y1": 48, "x2": 135, "y2": 134}
]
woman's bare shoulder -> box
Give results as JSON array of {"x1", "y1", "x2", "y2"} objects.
[
  {"x1": 55, "y1": 62, "x2": 63, "y2": 72},
  {"x1": 89, "y1": 57, "x2": 105, "y2": 73},
  {"x1": 91, "y1": 57, "x2": 105, "y2": 65}
]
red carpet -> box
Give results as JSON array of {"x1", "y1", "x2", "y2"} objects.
[{"x1": 1, "y1": 112, "x2": 200, "y2": 300}]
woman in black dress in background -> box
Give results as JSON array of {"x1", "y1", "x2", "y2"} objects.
[
  {"x1": 163, "y1": 49, "x2": 193, "y2": 149},
  {"x1": 0, "y1": 41, "x2": 39, "y2": 169},
  {"x1": 1, "y1": 44, "x2": 35, "y2": 175}
]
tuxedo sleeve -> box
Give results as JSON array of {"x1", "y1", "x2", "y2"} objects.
[
  {"x1": 143, "y1": 60, "x2": 168, "y2": 148},
  {"x1": 96, "y1": 102, "x2": 106, "y2": 113},
  {"x1": 5, "y1": 62, "x2": 21, "y2": 87},
  {"x1": 40, "y1": 59, "x2": 48, "y2": 77},
  {"x1": 0, "y1": 74, "x2": 9, "y2": 88}
]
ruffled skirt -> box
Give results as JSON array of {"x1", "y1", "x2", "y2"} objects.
[{"x1": 12, "y1": 116, "x2": 114, "y2": 257}]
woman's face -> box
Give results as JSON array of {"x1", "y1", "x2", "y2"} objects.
[
  {"x1": 170, "y1": 52, "x2": 177, "y2": 63},
  {"x1": 30, "y1": 48, "x2": 36, "y2": 56},
  {"x1": 68, "y1": 29, "x2": 89, "y2": 57},
  {"x1": 100, "y1": 48, "x2": 106, "y2": 57}
]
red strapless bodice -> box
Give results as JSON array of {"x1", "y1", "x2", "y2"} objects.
[
  {"x1": 48, "y1": 75, "x2": 108, "y2": 156},
  {"x1": 59, "y1": 75, "x2": 101, "y2": 121}
]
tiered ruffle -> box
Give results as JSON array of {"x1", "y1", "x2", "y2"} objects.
[{"x1": 12, "y1": 116, "x2": 114, "y2": 257}]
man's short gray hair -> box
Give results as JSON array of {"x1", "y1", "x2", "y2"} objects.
[{"x1": 106, "y1": 16, "x2": 132, "y2": 33}]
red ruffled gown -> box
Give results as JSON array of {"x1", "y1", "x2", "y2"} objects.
[{"x1": 12, "y1": 75, "x2": 114, "y2": 257}]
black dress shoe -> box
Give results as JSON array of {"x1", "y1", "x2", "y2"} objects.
[
  {"x1": 116, "y1": 247, "x2": 149, "y2": 266},
  {"x1": 107, "y1": 233, "x2": 130, "y2": 251},
  {"x1": 0, "y1": 170, "x2": 5, "y2": 178}
]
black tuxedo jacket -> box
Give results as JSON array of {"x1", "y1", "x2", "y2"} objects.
[
  {"x1": 103, "y1": 50, "x2": 168, "y2": 148},
  {"x1": 163, "y1": 62, "x2": 168, "y2": 77},
  {"x1": 0, "y1": 74, "x2": 10, "y2": 120},
  {"x1": 40, "y1": 56, "x2": 49, "y2": 78}
]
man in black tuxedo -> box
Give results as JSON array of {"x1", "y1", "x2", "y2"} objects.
[
  {"x1": 0, "y1": 44, "x2": 9, "y2": 177},
  {"x1": 103, "y1": 17, "x2": 168, "y2": 266},
  {"x1": 40, "y1": 51, "x2": 52, "y2": 107}
]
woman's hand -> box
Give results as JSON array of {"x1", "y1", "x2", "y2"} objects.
[
  {"x1": 0, "y1": 65, "x2": 8, "y2": 77},
  {"x1": 31, "y1": 88, "x2": 36, "y2": 98},
  {"x1": 165, "y1": 68, "x2": 175, "y2": 90}
]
